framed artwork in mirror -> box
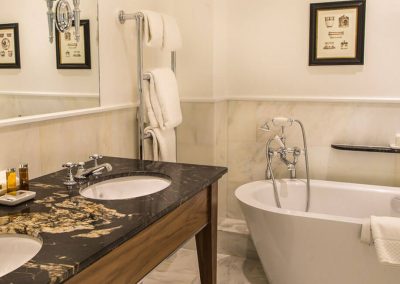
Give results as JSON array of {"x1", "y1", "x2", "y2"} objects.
[
  {"x1": 309, "y1": 0, "x2": 366, "y2": 66},
  {"x1": 0, "y1": 23, "x2": 21, "y2": 69},
  {"x1": 56, "y1": 19, "x2": 91, "y2": 69}
]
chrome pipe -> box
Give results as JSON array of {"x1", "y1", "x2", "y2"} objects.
[
  {"x1": 46, "y1": 0, "x2": 55, "y2": 43},
  {"x1": 294, "y1": 119, "x2": 311, "y2": 212},
  {"x1": 73, "y1": 0, "x2": 81, "y2": 42},
  {"x1": 136, "y1": 14, "x2": 145, "y2": 161},
  {"x1": 119, "y1": 10, "x2": 137, "y2": 24},
  {"x1": 266, "y1": 138, "x2": 282, "y2": 209},
  {"x1": 171, "y1": 51, "x2": 177, "y2": 73}
]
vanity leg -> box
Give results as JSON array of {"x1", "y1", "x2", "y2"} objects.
[{"x1": 196, "y1": 183, "x2": 218, "y2": 284}]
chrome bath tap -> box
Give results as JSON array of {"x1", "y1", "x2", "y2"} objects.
[
  {"x1": 266, "y1": 135, "x2": 302, "y2": 179},
  {"x1": 260, "y1": 117, "x2": 311, "y2": 211}
]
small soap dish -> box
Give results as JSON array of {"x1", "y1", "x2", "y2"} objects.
[
  {"x1": 390, "y1": 144, "x2": 400, "y2": 150},
  {"x1": 0, "y1": 191, "x2": 36, "y2": 206}
]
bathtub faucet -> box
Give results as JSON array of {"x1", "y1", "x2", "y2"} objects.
[
  {"x1": 266, "y1": 135, "x2": 302, "y2": 179},
  {"x1": 260, "y1": 117, "x2": 311, "y2": 212}
]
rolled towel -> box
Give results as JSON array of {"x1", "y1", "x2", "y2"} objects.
[
  {"x1": 371, "y1": 216, "x2": 400, "y2": 266},
  {"x1": 141, "y1": 10, "x2": 163, "y2": 48},
  {"x1": 162, "y1": 14, "x2": 182, "y2": 51},
  {"x1": 145, "y1": 68, "x2": 182, "y2": 130}
]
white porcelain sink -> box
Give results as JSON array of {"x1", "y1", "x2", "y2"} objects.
[
  {"x1": 80, "y1": 175, "x2": 171, "y2": 200},
  {"x1": 0, "y1": 234, "x2": 42, "y2": 277}
]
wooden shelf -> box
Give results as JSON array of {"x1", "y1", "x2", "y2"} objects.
[{"x1": 331, "y1": 144, "x2": 400, "y2": 154}]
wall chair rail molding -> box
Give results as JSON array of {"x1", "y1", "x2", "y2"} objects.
[
  {"x1": 0, "y1": 104, "x2": 135, "y2": 128},
  {"x1": 309, "y1": 0, "x2": 366, "y2": 66},
  {"x1": 179, "y1": 96, "x2": 400, "y2": 104}
]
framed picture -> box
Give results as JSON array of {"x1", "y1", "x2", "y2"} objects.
[
  {"x1": 0, "y1": 23, "x2": 21, "y2": 69},
  {"x1": 309, "y1": 1, "x2": 366, "y2": 66},
  {"x1": 56, "y1": 19, "x2": 91, "y2": 69}
]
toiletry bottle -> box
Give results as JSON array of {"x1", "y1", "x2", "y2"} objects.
[
  {"x1": 19, "y1": 164, "x2": 29, "y2": 191},
  {"x1": 6, "y1": 168, "x2": 17, "y2": 195}
]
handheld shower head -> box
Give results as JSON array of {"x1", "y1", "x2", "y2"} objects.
[{"x1": 271, "y1": 117, "x2": 294, "y2": 127}]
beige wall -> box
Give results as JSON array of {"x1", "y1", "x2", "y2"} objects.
[
  {"x1": 214, "y1": 0, "x2": 400, "y2": 100},
  {"x1": 0, "y1": 108, "x2": 135, "y2": 179}
]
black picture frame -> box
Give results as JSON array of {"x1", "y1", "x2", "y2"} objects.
[
  {"x1": 55, "y1": 19, "x2": 91, "y2": 69},
  {"x1": 0, "y1": 23, "x2": 21, "y2": 69},
  {"x1": 309, "y1": 0, "x2": 366, "y2": 66}
]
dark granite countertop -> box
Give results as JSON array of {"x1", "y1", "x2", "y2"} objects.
[{"x1": 0, "y1": 157, "x2": 227, "y2": 284}]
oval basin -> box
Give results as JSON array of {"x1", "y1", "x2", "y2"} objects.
[
  {"x1": 80, "y1": 175, "x2": 171, "y2": 200},
  {"x1": 0, "y1": 234, "x2": 42, "y2": 277}
]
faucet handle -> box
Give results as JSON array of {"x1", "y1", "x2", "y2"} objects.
[
  {"x1": 62, "y1": 162, "x2": 77, "y2": 169},
  {"x1": 89, "y1": 154, "x2": 103, "y2": 167},
  {"x1": 62, "y1": 162, "x2": 77, "y2": 186}
]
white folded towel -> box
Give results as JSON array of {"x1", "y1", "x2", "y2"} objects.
[
  {"x1": 143, "y1": 127, "x2": 176, "y2": 163},
  {"x1": 143, "y1": 80, "x2": 178, "y2": 163},
  {"x1": 361, "y1": 216, "x2": 400, "y2": 266},
  {"x1": 162, "y1": 14, "x2": 182, "y2": 51},
  {"x1": 146, "y1": 68, "x2": 182, "y2": 130},
  {"x1": 144, "y1": 127, "x2": 159, "y2": 161},
  {"x1": 141, "y1": 10, "x2": 164, "y2": 48}
]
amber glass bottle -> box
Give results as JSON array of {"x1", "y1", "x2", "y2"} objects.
[
  {"x1": 6, "y1": 168, "x2": 17, "y2": 195},
  {"x1": 19, "y1": 164, "x2": 29, "y2": 191}
]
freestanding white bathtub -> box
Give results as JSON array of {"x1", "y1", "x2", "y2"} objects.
[{"x1": 235, "y1": 179, "x2": 400, "y2": 284}]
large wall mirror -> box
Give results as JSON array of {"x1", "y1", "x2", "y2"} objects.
[{"x1": 0, "y1": 0, "x2": 100, "y2": 120}]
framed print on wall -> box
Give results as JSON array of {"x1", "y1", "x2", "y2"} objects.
[
  {"x1": 0, "y1": 23, "x2": 21, "y2": 69},
  {"x1": 309, "y1": 0, "x2": 366, "y2": 66},
  {"x1": 56, "y1": 19, "x2": 91, "y2": 69}
]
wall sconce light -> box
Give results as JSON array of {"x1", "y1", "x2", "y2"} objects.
[{"x1": 46, "y1": 0, "x2": 80, "y2": 43}]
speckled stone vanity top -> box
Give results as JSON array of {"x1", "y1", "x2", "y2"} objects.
[{"x1": 0, "y1": 157, "x2": 227, "y2": 284}]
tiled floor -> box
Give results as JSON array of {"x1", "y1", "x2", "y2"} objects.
[{"x1": 142, "y1": 248, "x2": 268, "y2": 284}]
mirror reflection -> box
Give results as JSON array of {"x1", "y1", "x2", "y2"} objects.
[{"x1": 0, "y1": 0, "x2": 99, "y2": 120}]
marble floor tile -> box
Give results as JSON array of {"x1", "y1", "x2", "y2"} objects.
[{"x1": 142, "y1": 248, "x2": 268, "y2": 284}]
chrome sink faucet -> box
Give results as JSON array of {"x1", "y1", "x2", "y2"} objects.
[
  {"x1": 62, "y1": 154, "x2": 112, "y2": 184},
  {"x1": 74, "y1": 154, "x2": 112, "y2": 180}
]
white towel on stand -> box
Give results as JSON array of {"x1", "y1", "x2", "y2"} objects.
[
  {"x1": 146, "y1": 68, "x2": 182, "y2": 130},
  {"x1": 141, "y1": 10, "x2": 163, "y2": 48},
  {"x1": 162, "y1": 14, "x2": 182, "y2": 51},
  {"x1": 143, "y1": 79, "x2": 179, "y2": 162},
  {"x1": 144, "y1": 127, "x2": 159, "y2": 161}
]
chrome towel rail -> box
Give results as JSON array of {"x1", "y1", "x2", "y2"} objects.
[{"x1": 119, "y1": 10, "x2": 177, "y2": 161}]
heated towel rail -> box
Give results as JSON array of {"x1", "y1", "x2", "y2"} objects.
[{"x1": 119, "y1": 11, "x2": 177, "y2": 161}]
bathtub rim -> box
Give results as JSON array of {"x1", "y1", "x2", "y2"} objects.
[{"x1": 235, "y1": 179, "x2": 400, "y2": 226}]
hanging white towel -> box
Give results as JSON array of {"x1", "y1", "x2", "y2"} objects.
[
  {"x1": 143, "y1": 80, "x2": 178, "y2": 163},
  {"x1": 153, "y1": 128, "x2": 177, "y2": 162},
  {"x1": 146, "y1": 68, "x2": 182, "y2": 130},
  {"x1": 141, "y1": 10, "x2": 163, "y2": 48},
  {"x1": 142, "y1": 127, "x2": 177, "y2": 163},
  {"x1": 361, "y1": 216, "x2": 400, "y2": 266},
  {"x1": 144, "y1": 127, "x2": 159, "y2": 161},
  {"x1": 162, "y1": 14, "x2": 182, "y2": 51}
]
